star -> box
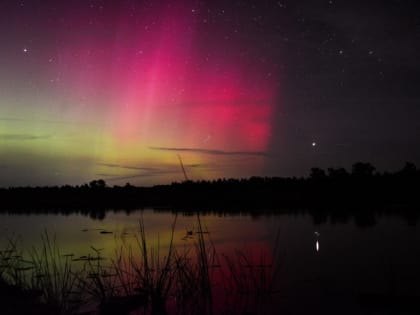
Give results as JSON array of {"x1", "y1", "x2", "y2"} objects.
[
  {"x1": 312, "y1": 142, "x2": 317, "y2": 147},
  {"x1": 23, "y1": 48, "x2": 28, "y2": 53}
]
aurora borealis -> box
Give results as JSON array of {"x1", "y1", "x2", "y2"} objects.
[{"x1": 1, "y1": 0, "x2": 420, "y2": 186}]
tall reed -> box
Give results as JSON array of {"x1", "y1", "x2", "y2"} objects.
[
  {"x1": 0, "y1": 233, "x2": 85, "y2": 315},
  {"x1": 29, "y1": 231, "x2": 84, "y2": 314},
  {"x1": 0, "y1": 216, "x2": 282, "y2": 315}
]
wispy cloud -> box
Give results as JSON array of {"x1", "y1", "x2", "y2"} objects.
[
  {"x1": 97, "y1": 163, "x2": 158, "y2": 171},
  {"x1": 0, "y1": 117, "x2": 29, "y2": 122},
  {"x1": 95, "y1": 173, "x2": 120, "y2": 177},
  {"x1": 0, "y1": 117, "x2": 80, "y2": 125},
  {"x1": 149, "y1": 146, "x2": 268, "y2": 157},
  {"x1": 104, "y1": 169, "x2": 182, "y2": 181},
  {"x1": 187, "y1": 163, "x2": 206, "y2": 168},
  {"x1": 0, "y1": 133, "x2": 51, "y2": 141},
  {"x1": 97, "y1": 162, "x2": 179, "y2": 181}
]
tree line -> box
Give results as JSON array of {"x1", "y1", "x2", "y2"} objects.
[{"x1": 0, "y1": 162, "x2": 419, "y2": 225}]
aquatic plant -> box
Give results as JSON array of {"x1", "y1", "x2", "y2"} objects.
[
  {"x1": 0, "y1": 234, "x2": 85, "y2": 315},
  {"x1": 28, "y1": 232, "x2": 84, "y2": 314},
  {"x1": 0, "y1": 216, "x2": 281, "y2": 315}
]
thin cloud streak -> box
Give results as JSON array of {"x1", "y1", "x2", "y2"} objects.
[
  {"x1": 105, "y1": 169, "x2": 181, "y2": 182},
  {"x1": 0, "y1": 117, "x2": 81, "y2": 125},
  {"x1": 149, "y1": 146, "x2": 269, "y2": 157},
  {"x1": 97, "y1": 161, "x2": 217, "y2": 182},
  {"x1": 95, "y1": 173, "x2": 120, "y2": 178},
  {"x1": 0, "y1": 134, "x2": 51, "y2": 141},
  {"x1": 97, "y1": 162, "x2": 184, "y2": 181},
  {"x1": 97, "y1": 163, "x2": 158, "y2": 172}
]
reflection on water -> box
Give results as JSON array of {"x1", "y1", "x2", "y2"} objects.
[
  {"x1": 1, "y1": 209, "x2": 420, "y2": 314},
  {"x1": 314, "y1": 231, "x2": 320, "y2": 252}
]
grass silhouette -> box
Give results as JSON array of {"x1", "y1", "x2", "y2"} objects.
[{"x1": 0, "y1": 216, "x2": 281, "y2": 315}]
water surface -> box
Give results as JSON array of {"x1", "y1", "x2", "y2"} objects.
[{"x1": 1, "y1": 209, "x2": 419, "y2": 314}]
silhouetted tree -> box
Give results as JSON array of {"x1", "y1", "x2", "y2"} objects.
[
  {"x1": 351, "y1": 162, "x2": 375, "y2": 177},
  {"x1": 399, "y1": 162, "x2": 417, "y2": 176},
  {"x1": 310, "y1": 168, "x2": 327, "y2": 180},
  {"x1": 89, "y1": 179, "x2": 106, "y2": 189},
  {"x1": 0, "y1": 162, "x2": 419, "y2": 226},
  {"x1": 327, "y1": 167, "x2": 349, "y2": 179}
]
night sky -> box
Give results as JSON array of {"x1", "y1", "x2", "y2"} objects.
[{"x1": 1, "y1": 0, "x2": 419, "y2": 187}]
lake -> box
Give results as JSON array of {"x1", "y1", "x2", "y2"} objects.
[{"x1": 1, "y1": 209, "x2": 420, "y2": 314}]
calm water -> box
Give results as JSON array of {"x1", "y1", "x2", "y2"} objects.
[{"x1": 1, "y1": 209, "x2": 420, "y2": 314}]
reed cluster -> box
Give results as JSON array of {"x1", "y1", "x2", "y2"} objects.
[{"x1": 0, "y1": 215, "x2": 281, "y2": 315}]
